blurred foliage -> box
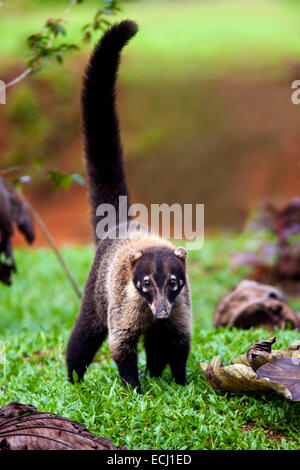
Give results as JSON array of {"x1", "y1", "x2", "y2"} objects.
[
  {"x1": 232, "y1": 199, "x2": 300, "y2": 284},
  {"x1": 47, "y1": 170, "x2": 85, "y2": 191},
  {"x1": 4, "y1": 88, "x2": 49, "y2": 165}
]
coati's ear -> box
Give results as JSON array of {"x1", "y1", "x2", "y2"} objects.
[
  {"x1": 174, "y1": 246, "x2": 187, "y2": 261},
  {"x1": 128, "y1": 249, "x2": 143, "y2": 265}
]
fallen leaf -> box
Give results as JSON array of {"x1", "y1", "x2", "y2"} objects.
[
  {"x1": 246, "y1": 336, "x2": 276, "y2": 371},
  {"x1": 199, "y1": 356, "x2": 270, "y2": 393},
  {"x1": 200, "y1": 337, "x2": 300, "y2": 401},
  {"x1": 232, "y1": 338, "x2": 300, "y2": 369},
  {"x1": 256, "y1": 358, "x2": 300, "y2": 401},
  {"x1": 0, "y1": 402, "x2": 125, "y2": 450}
]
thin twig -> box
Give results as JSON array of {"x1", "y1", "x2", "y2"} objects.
[
  {"x1": 0, "y1": 165, "x2": 28, "y2": 175},
  {"x1": 5, "y1": 68, "x2": 33, "y2": 89}
]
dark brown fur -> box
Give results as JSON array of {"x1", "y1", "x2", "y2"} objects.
[{"x1": 0, "y1": 178, "x2": 35, "y2": 285}]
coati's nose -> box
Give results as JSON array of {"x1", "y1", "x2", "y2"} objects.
[{"x1": 155, "y1": 309, "x2": 170, "y2": 319}]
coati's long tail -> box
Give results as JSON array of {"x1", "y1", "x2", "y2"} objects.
[{"x1": 81, "y1": 20, "x2": 138, "y2": 236}]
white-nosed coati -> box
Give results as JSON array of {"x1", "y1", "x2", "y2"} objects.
[{"x1": 66, "y1": 20, "x2": 193, "y2": 394}]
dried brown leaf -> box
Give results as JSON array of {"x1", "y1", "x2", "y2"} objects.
[
  {"x1": 199, "y1": 357, "x2": 270, "y2": 394},
  {"x1": 200, "y1": 338, "x2": 300, "y2": 401},
  {"x1": 256, "y1": 358, "x2": 300, "y2": 401},
  {"x1": 246, "y1": 336, "x2": 276, "y2": 371},
  {"x1": 0, "y1": 402, "x2": 125, "y2": 450},
  {"x1": 232, "y1": 338, "x2": 300, "y2": 369}
]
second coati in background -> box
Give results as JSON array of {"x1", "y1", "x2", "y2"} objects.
[{"x1": 66, "y1": 20, "x2": 193, "y2": 394}]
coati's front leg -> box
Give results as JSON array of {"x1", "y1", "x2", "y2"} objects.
[
  {"x1": 144, "y1": 324, "x2": 169, "y2": 378},
  {"x1": 109, "y1": 330, "x2": 141, "y2": 394},
  {"x1": 145, "y1": 324, "x2": 190, "y2": 385},
  {"x1": 168, "y1": 330, "x2": 191, "y2": 386},
  {"x1": 66, "y1": 292, "x2": 107, "y2": 383}
]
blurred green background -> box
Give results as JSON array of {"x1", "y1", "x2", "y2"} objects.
[{"x1": 2, "y1": 0, "x2": 300, "y2": 245}]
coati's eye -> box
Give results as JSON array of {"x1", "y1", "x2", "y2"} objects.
[
  {"x1": 169, "y1": 278, "x2": 177, "y2": 289},
  {"x1": 269, "y1": 292, "x2": 278, "y2": 299},
  {"x1": 143, "y1": 277, "x2": 151, "y2": 288}
]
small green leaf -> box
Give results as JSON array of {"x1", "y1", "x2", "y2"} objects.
[
  {"x1": 82, "y1": 31, "x2": 92, "y2": 43},
  {"x1": 11, "y1": 178, "x2": 22, "y2": 191},
  {"x1": 81, "y1": 23, "x2": 92, "y2": 32},
  {"x1": 33, "y1": 155, "x2": 43, "y2": 170},
  {"x1": 48, "y1": 170, "x2": 72, "y2": 191}
]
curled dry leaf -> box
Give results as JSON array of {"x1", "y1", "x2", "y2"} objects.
[
  {"x1": 232, "y1": 338, "x2": 300, "y2": 369},
  {"x1": 200, "y1": 337, "x2": 300, "y2": 401},
  {"x1": 0, "y1": 402, "x2": 125, "y2": 450},
  {"x1": 200, "y1": 357, "x2": 270, "y2": 394},
  {"x1": 214, "y1": 280, "x2": 300, "y2": 330},
  {"x1": 246, "y1": 336, "x2": 276, "y2": 371},
  {"x1": 231, "y1": 198, "x2": 300, "y2": 282}
]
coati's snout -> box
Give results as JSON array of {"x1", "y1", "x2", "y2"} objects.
[{"x1": 129, "y1": 246, "x2": 187, "y2": 319}]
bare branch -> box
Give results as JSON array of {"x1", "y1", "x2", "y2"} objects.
[{"x1": 0, "y1": 165, "x2": 29, "y2": 175}]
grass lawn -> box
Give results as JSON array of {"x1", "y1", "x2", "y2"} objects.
[{"x1": 0, "y1": 235, "x2": 299, "y2": 450}]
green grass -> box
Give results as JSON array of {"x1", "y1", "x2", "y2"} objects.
[
  {"x1": 2, "y1": 0, "x2": 300, "y2": 79},
  {"x1": 0, "y1": 235, "x2": 299, "y2": 450}
]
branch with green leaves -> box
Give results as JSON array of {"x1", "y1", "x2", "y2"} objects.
[
  {"x1": 5, "y1": 0, "x2": 122, "y2": 89},
  {"x1": 0, "y1": 156, "x2": 85, "y2": 193}
]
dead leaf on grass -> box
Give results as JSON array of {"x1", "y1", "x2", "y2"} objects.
[
  {"x1": 200, "y1": 337, "x2": 300, "y2": 401},
  {"x1": 0, "y1": 402, "x2": 125, "y2": 450}
]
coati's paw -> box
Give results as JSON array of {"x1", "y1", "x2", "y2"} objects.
[
  {"x1": 174, "y1": 378, "x2": 187, "y2": 386},
  {"x1": 122, "y1": 381, "x2": 142, "y2": 395}
]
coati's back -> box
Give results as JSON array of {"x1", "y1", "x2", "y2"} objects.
[{"x1": 66, "y1": 21, "x2": 192, "y2": 393}]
